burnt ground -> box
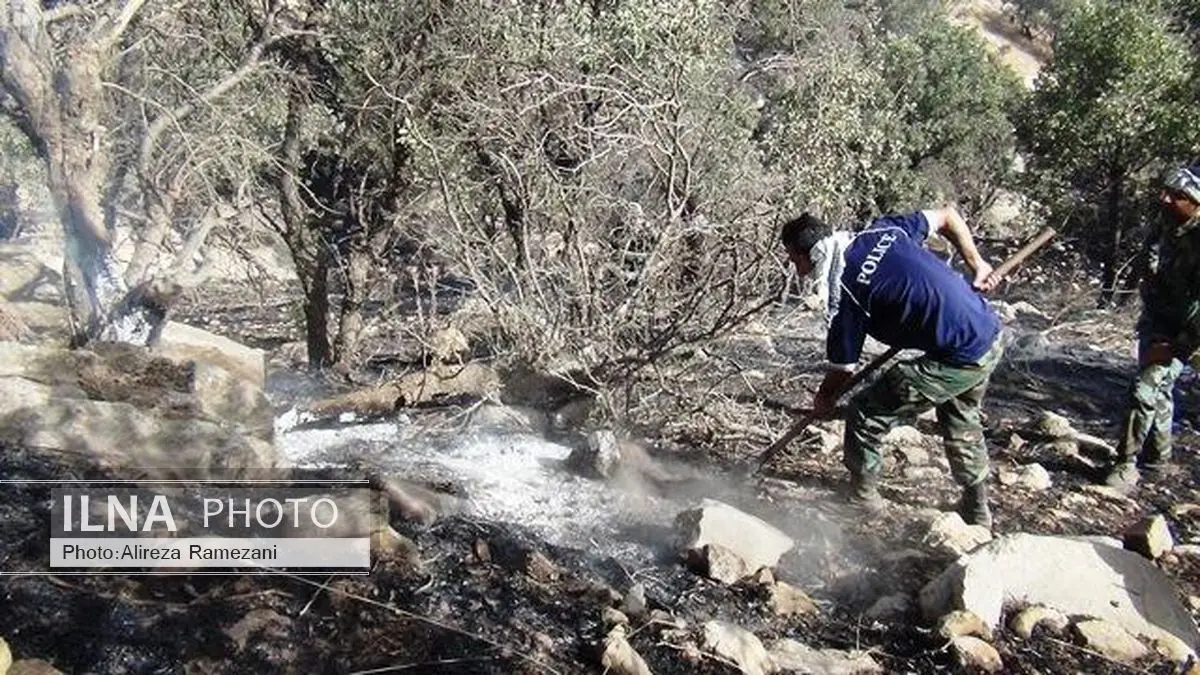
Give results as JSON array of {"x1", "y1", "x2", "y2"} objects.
[{"x1": 1, "y1": 240, "x2": 1199, "y2": 674}]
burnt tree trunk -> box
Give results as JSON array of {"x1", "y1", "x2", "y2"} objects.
[
  {"x1": 1, "y1": 4, "x2": 156, "y2": 343},
  {"x1": 276, "y1": 87, "x2": 333, "y2": 369},
  {"x1": 1099, "y1": 171, "x2": 1126, "y2": 308}
]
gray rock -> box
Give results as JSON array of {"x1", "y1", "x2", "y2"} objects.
[
  {"x1": 702, "y1": 621, "x2": 772, "y2": 675},
  {"x1": 920, "y1": 534, "x2": 1200, "y2": 653},
  {"x1": 922, "y1": 512, "x2": 992, "y2": 557},
  {"x1": 675, "y1": 499, "x2": 794, "y2": 576},
  {"x1": 768, "y1": 638, "x2": 882, "y2": 674},
  {"x1": 769, "y1": 582, "x2": 818, "y2": 617},
  {"x1": 467, "y1": 403, "x2": 547, "y2": 435},
  {"x1": 153, "y1": 320, "x2": 266, "y2": 388},
  {"x1": 601, "y1": 626, "x2": 653, "y2": 675},
  {"x1": 865, "y1": 593, "x2": 910, "y2": 621},
  {"x1": 1123, "y1": 515, "x2": 1175, "y2": 560},
  {"x1": 950, "y1": 636, "x2": 1003, "y2": 672},
  {"x1": 1010, "y1": 605, "x2": 1069, "y2": 639},
  {"x1": 1072, "y1": 620, "x2": 1149, "y2": 662},
  {"x1": 602, "y1": 607, "x2": 630, "y2": 628},
  {"x1": 567, "y1": 429, "x2": 623, "y2": 479},
  {"x1": 621, "y1": 583, "x2": 648, "y2": 618},
  {"x1": 937, "y1": 610, "x2": 993, "y2": 641},
  {"x1": 689, "y1": 543, "x2": 751, "y2": 585}
]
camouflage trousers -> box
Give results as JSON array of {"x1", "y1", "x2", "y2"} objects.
[
  {"x1": 1115, "y1": 313, "x2": 1198, "y2": 462},
  {"x1": 843, "y1": 336, "x2": 1004, "y2": 488}
]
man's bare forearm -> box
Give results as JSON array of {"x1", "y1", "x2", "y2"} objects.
[{"x1": 934, "y1": 206, "x2": 986, "y2": 273}]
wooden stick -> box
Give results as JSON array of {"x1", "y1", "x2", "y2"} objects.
[{"x1": 751, "y1": 226, "x2": 1057, "y2": 475}]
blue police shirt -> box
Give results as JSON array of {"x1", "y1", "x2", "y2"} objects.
[{"x1": 827, "y1": 211, "x2": 1000, "y2": 368}]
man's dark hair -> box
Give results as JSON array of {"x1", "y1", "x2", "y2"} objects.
[{"x1": 780, "y1": 213, "x2": 831, "y2": 256}]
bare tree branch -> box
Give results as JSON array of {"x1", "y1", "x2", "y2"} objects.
[{"x1": 95, "y1": 0, "x2": 151, "y2": 49}]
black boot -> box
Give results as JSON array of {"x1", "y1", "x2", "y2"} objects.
[{"x1": 958, "y1": 481, "x2": 992, "y2": 529}]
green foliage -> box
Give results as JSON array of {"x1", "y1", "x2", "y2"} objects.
[
  {"x1": 1018, "y1": 0, "x2": 1200, "y2": 217},
  {"x1": 879, "y1": 20, "x2": 1024, "y2": 212},
  {"x1": 1003, "y1": 0, "x2": 1084, "y2": 38},
  {"x1": 1016, "y1": 0, "x2": 1200, "y2": 294},
  {"x1": 749, "y1": 5, "x2": 1022, "y2": 224}
]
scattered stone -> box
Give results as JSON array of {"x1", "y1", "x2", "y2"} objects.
[
  {"x1": 1010, "y1": 605, "x2": 1069, "y2": 639},
  {"x1": 702, "y1": 621, "x2": 772, "y2": 675},
  {"x1": 1080, "y1": 485, "x2": 1136, "y2": 506},
  {"x1": 1153, "y1": 633, "x2": 1196, "y2": 663},
  {"x1": 1189, "y1": 595, "x2": 1200, "y2": 612},
  {"x1": 922, "y1": 512, "x2": 992, "y2": 557},
  {"x1": 998, "y1": 463, "x2": 1052, "y2": 490},
  {"x1": 1008, "y1": 433, "x2": 1027, "y2": 453},
  {"x1": 472, "y1": 539, "x2": 491, "y2": 564},
  {"x1": 805, "y1": 423, "x2": 843, "y2": 455},
  {"x1": 1073, "y1": 620, "x2": 1150, "y2": 662},
  {"x1": 751, "y1": 567, "x2": 776, "y2": 587},
  {"x1": 566, "y1": 429, "x2": 624, "y2": 479},
  {"x1": 467, "y1": 403, "x2": 547, "y2": 434},
  {"x1": 883, "y1": 425, "x2": 927, "y2": 448},
  {"x1": 1172, "y1": 503, "x2": 1200, "y2": 518},
  {"x1": 920, "y1": 534, "x2": 1200, "y2": 652},
  {"x1": 1123, "y1": 515, "x2": 1175, "y2": 560},
  {"x1": 950, "y1": 636, "x2": 1003, "y2": 672},
  {"x1": 938, "y1": 610, "x2": 993, "y2": 641},
  {"x1": 370, "y1": 526, "x2": 422, "y2": 570},
  {"x1": 621, "y1": 583, "x2": 648, "y2": 618},
  {"x1": 767, "y1": 638, "x2": 882, "y2": 674},
  {"x1": 882, "y1": 426, "x2": 934, "y2": 467},
  {"x1": 602, "y1": 607, "x2": 630, "y2": 628},
  {"x1": 865, "y1": 594, "x2": 910, "y2": 621},
  {"x1": 601, "y1": 626, "x2": 653, "y2": 675},
  {"x1": 902, "y1": 466, "x2": 943, "y2": 481},
  {"x1": 675, "y1": 499, "x2": 794, "y2": 579},
  {"x1": 1037, "y1": 411, "x2": 1075, "y2": 438},
  {"x1": 525, "y1": 551, "x2": 560, "y2": 583},
  {"x1": 8, "y1": 660, "x2": 63, "y2": 675},
  {"x1": 1175, "y1": 545, "x2": 1200, "y2": 558},
  {"x1": 769, "y1": 582, "x2": 818, "y2": 617},
  {"x1": 375, "y1": 478, "x2": 448, "y2": 526},
  {"x1": 0, "y1": 638, "x2": 10, "y2": 674},
  {"x1": 692, "y1": 543, "x2": 751, "y2": 585},
  {"x1": 648, "y1": 609, "x2": 686, "y2": 630},
  {"x1": 533, "y1": 632, "x2": 555, "y2": 652}
]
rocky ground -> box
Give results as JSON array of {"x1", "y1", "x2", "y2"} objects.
[{"x1": 1, "y1": 236, "x2": 1199, "y2": 675}]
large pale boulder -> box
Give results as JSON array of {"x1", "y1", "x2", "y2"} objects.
[
  {"x1": 920, "y1": 534, "x2": 1200, "y2": 654},
  {"x1": 0, "y1": 397, "x2": 276, "y2": 476},
  {"x1": 153, "y1": 321, "x2": 266, "y2": 389},
  {"x1": 0, "y1": 341, "x2": 278, "y2": 477},
  {"x1": 675, "y1": 499, "x2": 794, "y2": 580},
  {"x1": 0, "y1": 341, "x2": 272, "y2": 442}
]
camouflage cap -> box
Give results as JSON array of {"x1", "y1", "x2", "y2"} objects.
[{"x1": 1164, "y1": 165, "x2": 1200, "y2": 204}]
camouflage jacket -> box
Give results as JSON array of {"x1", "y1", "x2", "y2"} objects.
[{"x1": 1141, "y1": 212, "x2": 1200, "y2": 345}]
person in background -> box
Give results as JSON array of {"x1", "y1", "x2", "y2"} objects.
[
  {"x1": 1105, "y1": 165, "x2": 1200, "y2": 490},
  {"x1": 781, "y1": 206, "x2": 1003, "y2": 527}
]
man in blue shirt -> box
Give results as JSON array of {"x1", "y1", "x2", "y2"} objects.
[{"x1": 781, "y1": 207, "x2": 1003, "y2": 527}]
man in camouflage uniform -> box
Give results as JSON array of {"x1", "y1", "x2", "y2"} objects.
[
  {"x1": 782, "y1": 207, "x2": 1003, "y2": 528},
  {"x1": 1105, "y1": 165, "x2": 1200, "y2": 489}
]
